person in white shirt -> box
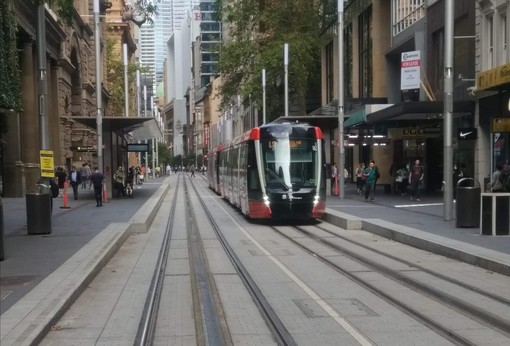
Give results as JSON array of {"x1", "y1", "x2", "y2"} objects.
[{"x1": 68, "y1": 166, "x2": 81, "y2": 200}]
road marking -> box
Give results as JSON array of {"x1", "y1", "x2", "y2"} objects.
[
  {"x1": 211, "y1": 195, "x2": 372, "y2": 345},
  {"x1": 395, "y1": 203, "x2": 443, "y2": 208}
]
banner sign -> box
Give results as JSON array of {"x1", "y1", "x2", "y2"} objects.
[
  {"x1": 477, "y1": 62, "x2": 510, "y2": 90},
  {"x1": 40, "y1": 150, "x2": 55, "y2": 177},
  {"x1": 401, "y1": 51, "x2": 421, "y2": 90}
]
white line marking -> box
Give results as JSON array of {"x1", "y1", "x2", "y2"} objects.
[
  {"x1": 209, "y1": 192, "x2": 372, "y2": 345},
  {"x1": 395, "y1": 203, "x2": 443, "y2": 208}
]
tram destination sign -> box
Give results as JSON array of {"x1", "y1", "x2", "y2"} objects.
[{"x1": 127, "y1": 143, "x2": 149, "y2": 152}]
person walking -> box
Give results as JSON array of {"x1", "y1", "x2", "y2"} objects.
[
  {"x1": 68, "y1": 166, "x2": 81, "y2": 200},
  {"x1": 396, "y1": 164, "x2": 409, "y2": 196},
  {"x1": 487, "y1": 164, "x2": 504, "y2": 192},
  {"x1": 80, "y1": 163, "x2": 90, "y2": 189},
  {"x1": 55, "y1": 166, "x2": 67, "y2": 197},
  {"x1": 355, "y1": 163, "x2": 364, "y2": 195},
  {"x1": 113, "y1": 166, "x2": 126, "y2": 198},
  {"x1": 330, "y1": 163, "x2": 338, "y2": 195},
  {"x1": 190, "y1": 164, "x2": 196, "y2": 178},
  {"x1": 363, "y1": 162, "x2": 377, "y2": 202},
  {"x1": 90, "y1": 167, "x2": 105, "y2": 207},
  {"x1": 166, "y1": 164, "x2": 171, "y2": 176},
  {"x1": 409, "y1": 159, "x2": 424, "y2": 201},
  {"x1": 371, "y1": 160, "x2": 380, "y2": 195}
]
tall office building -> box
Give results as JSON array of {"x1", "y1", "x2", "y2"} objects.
[
  {"x1": 140, "y1": 23, "x2": 155, "y2": 112},
  {"x1": 198, "y1": 0, "x2": 221, "y2": 87},
  {"x1": 154, "y1": 0, "x2": 200, "y2": 87}
]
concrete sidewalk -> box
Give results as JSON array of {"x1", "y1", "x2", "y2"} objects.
[{"x1": 323, "y1": 182, "x2": 510, "y2": 276}]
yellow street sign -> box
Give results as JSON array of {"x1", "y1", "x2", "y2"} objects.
[{"x1": 40, "y1": 150, "x2": 55, "y2": 177}]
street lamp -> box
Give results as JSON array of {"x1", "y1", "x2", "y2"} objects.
[
  {"x1": 94, "y1": 0, "x2": 103, "y2": 173},
  {"x1": 337, "y1": 0, "x2": 345, "y2": 199}
]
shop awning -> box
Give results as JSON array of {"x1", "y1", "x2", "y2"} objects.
[
  {"x1": 344, "y1": 108, "x2": 366, "y2": 127},
  {"x1": 366, "y1": 101, "x2": 474, "y2": 125},
  {"x1": 72, "y1": 116, "x2": 163, "y2": 142}
]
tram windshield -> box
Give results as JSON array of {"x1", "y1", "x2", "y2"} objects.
[{"x1": 261, "y1": 138, "x2": 319, "y2": 189}]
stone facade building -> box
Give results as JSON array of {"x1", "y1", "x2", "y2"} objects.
[{"x1": 1, "y1": 0, "x2": 136, "y2": 197}]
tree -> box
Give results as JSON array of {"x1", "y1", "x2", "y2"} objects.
[
  {"x1": 217, "y1": 0, "x2": 324, "y2": 120},
  {"x1": 105, "y1": 39, "x2": 150, "y2": 116},
  {"x1": 157, "y1": 142, "x2": 171, "y2": 166}
]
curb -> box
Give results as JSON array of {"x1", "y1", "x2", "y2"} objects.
[
  {"x1": 0, "y1": 182, "x2": 171, "y2": 346},
  {"x1": 322, "y1": 208, "x2": 510, "y2": 277}
]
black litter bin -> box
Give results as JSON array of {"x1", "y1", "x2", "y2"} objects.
[
  {"x1": 456, "y1": 178, "x2": 481, "y2": 228},
  {"x1": 0, "y1": 197, "x2": 4, "y2": 260},
  {"x1": 26, "y1": 193, "x2": 52, "y2": 235}
]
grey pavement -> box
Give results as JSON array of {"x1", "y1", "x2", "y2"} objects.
[
  {"x1": 325, "y1": 182, "x2": 510, "y2": 275},
  {"x1": 1, "y1": 174, "x2": 509, "y2": 345},
  {"x1": 0, "y1": 177, "x2": 168, "y2": 315}
]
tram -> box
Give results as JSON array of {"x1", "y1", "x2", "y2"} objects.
[{"x1": 208, "y1": 122, "x2": 326, "y2": 220}]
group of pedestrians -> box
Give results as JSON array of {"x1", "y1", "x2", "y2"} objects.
[{"x1": 350, "y1": 159, "x2": 424, "y2": 202}]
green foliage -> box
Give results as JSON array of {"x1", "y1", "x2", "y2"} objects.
[
  {"x1": 217, "y1": 0, "x2": 324, "y2": 119},
  {"x1": 0, "y1": 1, "x2": 22, "y2": 116},
  {"x1": 157, "y1": 142, "x2": 171, "y2": 166},
  {"x1": 105, "y1": 39, "x2": 150, "y2": 116}
]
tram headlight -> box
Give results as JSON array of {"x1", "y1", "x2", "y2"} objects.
[
  {"x1": 263, "y1": 195, "x2": 270, "y2": 206},
  {"x1": 313, "y1": 195, "x2": 320, "y2": 206}
]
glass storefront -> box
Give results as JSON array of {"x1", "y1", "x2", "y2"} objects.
[{"x1": 493, "y1": 133, "x2": 510, "y2": 170}]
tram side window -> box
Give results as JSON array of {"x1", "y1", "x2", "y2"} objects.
[{"x1": 247, "y1": 142, "x2": 260, "y2": 190}]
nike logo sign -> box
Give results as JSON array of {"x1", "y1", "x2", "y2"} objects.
[{"x1": 459, "y1": 131, "x2": 473, "y2": 138}]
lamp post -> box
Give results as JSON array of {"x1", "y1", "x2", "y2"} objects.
[
  {"x1": 443, "y1": 0, "x2": 454, "y2": 220},
  {"x1": 136, "y1": 69, "x2": 141, "y2": 166},
  {"x1": 123, "y1": 43, "x2": 129, "y2": 117},
  {"x1": 94, "y1": 0, "x2": 103, "y2": 173},
  {"x1": 337, "y1": 0, "x2": 345, "y2": 199},
  {"x1": 262, "y1": 68, "x2": 266, "y2": 124},
  {"x1": 284, "y1": 44, "x2": 289, "y2": 117}
]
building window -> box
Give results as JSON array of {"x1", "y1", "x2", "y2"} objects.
[
  {"x1": 392, "y1": 0, "x2": 426, "y2": 36},
  {"x1": 359, "y1": 6, "x2": 372, "y2": 98},
  {"x1": 502, "y1": 14, "x2": 508, "y2": 63},
  {"x1": 487, "y1": 15, "x2": 494, "y2": 69}
]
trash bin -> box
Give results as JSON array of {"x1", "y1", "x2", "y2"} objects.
[
  {"x1": 481, "y1": 193, "x2": 510, "y2": 235},
  {"x1": 26, "y1": 193, "x2": 52, "y2": 235},
  {"x1": 456, "y1": 178, "x2": 481, "y2": 228},
  {"x1": 0, "y1": 197, "x2": 4, "y2": 260}
]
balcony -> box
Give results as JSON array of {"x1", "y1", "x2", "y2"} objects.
[{"x1": 392, "y1": 0, "x2": 426, "y2": 37}]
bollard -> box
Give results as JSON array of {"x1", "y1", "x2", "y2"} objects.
[
  {"x1": 60, "y1": 181, "x2": 71, "y2": 209},
  {"x1": 103, "y1": 182, "x2": 108, "y2": 203}
]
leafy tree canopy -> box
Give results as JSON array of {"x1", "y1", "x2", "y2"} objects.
[{"x1": 217, "y1": 0, "x2": 324, "y2": 118}]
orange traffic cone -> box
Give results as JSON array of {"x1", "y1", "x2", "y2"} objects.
[
  {"x1": 333, "y1": 176, "x2": 339, "y2": 196},
  {"x1": 60, "y1": 181, "x2": 71, "y2": 209}
]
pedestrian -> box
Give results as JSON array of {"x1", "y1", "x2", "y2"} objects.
[
  {"x1": 125, "y1": 167, "x2": 135, "y2": 198},
  {"x1": 190, "y1": 164, "x2": 196, "y2": 178},
  {"x1": 156, "y1": 165, "x2": 161, "y2": 178},
  {"x1": 90, "y1": 167, "x2": 104, "y2": 207},
  {"x1": 68, "y1": 165, "x2": 81, "y2": 200},
  {"x1": 166, "y1": 164, "x2": 171, "y2": 175},
  {"x1": 409, "y1": 159, "x2": 424, "y2": 201},
  {"x1": 453, "y1": 164, "x2": 464, "y2": 200},
  {"x1": 80, "y1": 163, "x2": 90, "y2": 189},
  {"x1": 55, "y1": 166, "x2": 67, "y2": 197},
  {"x1": 371, "y1": 160, "x2": 380, "y2": 195},
  {"x1": 330, "y1": 163, "x2": 337, "y2": 194},
  {"x1": 113, "y1": 166, "x2": 125, "y2": 198},
  {"x1": 49, "y1": 178, "x2": 59, "y2": 213},
  {"x1": 486, "y1": 164, "x2": 504, "y2": 192},
  {"x1": 395, "y1": 163, "x2": 409, "y2": 196},
  {"x1": 363, "y1": 161, "x2": 376, "y2": 202},
  {"x1": 355, "y1": 163, "x2": 364, "y2": 195}
]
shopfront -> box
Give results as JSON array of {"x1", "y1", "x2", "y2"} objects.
[{"x1": 477, "y1": 62, "x2": 510, "y2": 174}]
